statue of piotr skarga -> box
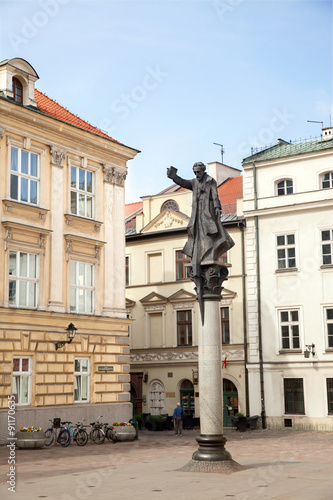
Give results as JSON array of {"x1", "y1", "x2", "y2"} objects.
[{"x1": 167, "y1": 162, "x2": 235, "y2": 278}]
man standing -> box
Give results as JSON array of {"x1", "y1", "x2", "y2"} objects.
[{"x1": 172, "y1": 403, "x2": 185, "y2": 436}]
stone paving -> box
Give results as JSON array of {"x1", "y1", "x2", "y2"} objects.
[{"x1": 1, "y1": 428, "x2": 333, "y2": 500}]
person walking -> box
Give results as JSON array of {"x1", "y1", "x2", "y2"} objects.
[{"x1": 172, "y1": 403, "x2": 185, "y2": 436}]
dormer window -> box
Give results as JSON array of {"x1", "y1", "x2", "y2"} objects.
[
  {"x1": 12, "y1": 77, "x2": 23, "y2": 104},
  {"x1": 161, "y1": 199, "x2": 179, "y2": 212},
  {"x1": 321, "y1": 172, "x2": 333, "y2": 189},
  {"x1": 277, "y1": 179, "x2": 293, "y2": 196}
]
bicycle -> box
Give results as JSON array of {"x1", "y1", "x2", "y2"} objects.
[
  {"x1": 102, "y1": 422, "x2": 117, "y2": 443},
  {"x1": 44, "y1": 418, "x2": 71, "y2": 447},
  {"x1": 87, "y1": 416, "x2": 106, "y2": 444},
  {"x1": 61, "y1": 420, "x2": 89, "y2": 446}
]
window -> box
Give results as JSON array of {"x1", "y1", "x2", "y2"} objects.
[
  {"x1": 276, "y1": 234, "x2": 296, "y2": 269},
  {"x1": 321, "y1": 172, "x2": 333, "y2": 189},
  {"x1": 147, "y1": 252, "x2": 163, "y2": 283},
  {"x1": 279, "y1": 310, "x2": 300, "y2": 349},
  {"x1": 177, "y1": 310, "x2": 192, "y2": 346},
  {"x1": 12, "y1": 77, "x2": 23, "y2": 104},
  {"x1": 74, "y1": 358, "x2": 90, "y2": 402},
  {"x1": 9, "y1": 251, "x2": 38, "y2": 308},
  {"x1": 277, "y1": 179, "x2": 293, "y2": 195},
  {"x1": 12, "y1": 357, "x2": 32, "y2": 405},
  {"x1": 327, "y1": 379, "x2": 333, "y2": 415},
  {"x1": 221, "y1": 307, "x2": 230, "y2": 344},
  {"x1": 161, "y1": 199, "x2": 179, "y2": 212},
  {"x1": 176, "y1": 251, "x2": 191, "y2": 280},
  {"x1": 70, "y1": 261, "x2": 94, "y2": 313},
  {"x1": 219, "y1": 252, "x2": 228, "y2": 264},
  {"x1": 321, "y1": 229, "x2": 333, "y2": 265},
  {"x1": 70, "y1": 166, "x2": 94, "y2": 218},
  {"x1": 10, "y1": 146, "x2": 39, "y2": 205},
  {"x1": 125, "y1": 256, "x2": 130, "y2": 286},
  {"x1": 284, "y1": 378, "x2": 305, "y2": 414},
  {"x1": 325, "y1": 308, "x2": 333, "y2": 348}
]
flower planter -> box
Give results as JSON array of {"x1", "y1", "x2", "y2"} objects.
[
  {"x1": 113, "y1": 425, "x2": 136, "y2": 441},
  {"x1": 15, "y1": 431, "x2": 47, "y2": 449}
]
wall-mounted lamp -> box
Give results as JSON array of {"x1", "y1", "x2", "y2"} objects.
[
  {"x1": 55, "y1": 323, "x2": 77, "y2": 350},
  {"x1": 304, "y1": 343, "x2": 315, "y2": 358},
  {"x1": 143, "y1": 372, "x2": 148, "y2": 383}
]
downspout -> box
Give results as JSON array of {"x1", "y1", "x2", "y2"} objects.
[
  {"x1": 239, "y1": 220, "x2": 250, "y2": 417},
  {"x1": 253, "y1": 162, "x2": 266, "y2": 429}
]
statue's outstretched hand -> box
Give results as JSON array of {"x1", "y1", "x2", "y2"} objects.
[{"x1": 167, "y1": 166, "x2": 177, "y2": 180}]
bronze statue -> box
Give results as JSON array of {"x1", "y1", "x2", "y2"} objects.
[{"x1": 167, "y1": 162, "x2": 234, "y2": 323}]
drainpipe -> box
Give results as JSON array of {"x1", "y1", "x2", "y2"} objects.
[
  {"x1": 253, "y1": 162, "x2": 266, "y2": 429},
  {"x1": 239, "y1": 220, "x2": 250, "y2": 417}
]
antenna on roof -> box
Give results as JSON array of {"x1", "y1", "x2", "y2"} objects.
[
  {"x1": 307, "y1": 120, "x2": 324, "y2": 129},
  {"x1": 213, "y1": 142, "x2": 224, "y2": 163}
]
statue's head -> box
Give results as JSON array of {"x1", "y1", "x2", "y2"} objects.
[{"x1": 192, "y1": 162, "x2": 206, "y2": 180}]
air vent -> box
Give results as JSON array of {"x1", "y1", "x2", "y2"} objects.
[{"x1": 284, "y1": 418, "x2": 292, "y2": 428}]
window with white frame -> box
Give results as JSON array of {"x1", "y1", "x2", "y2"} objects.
[
  {"x1": 177, "y1": 310, "x2": 192, "y2": 346},
  {"x1": 10, "y1": 146, "x2": 39, "y2": 205},
  {"x1": 277, "y1": 179, "x2": 293, "y2": 196},
  {"x1": 221, "y1": 306, "x2": 230, "y2": 344},
  {"x1": 70, "y1": 166, "x2": 94, "y2": 218},
  {"x1": 74, "y1": 358, "x2": 90, "y2": 402},
  {"x1": 9, "y1": 251, "x2": 38, "y2": 308},
  {"x1": 70, "y1": 261, "x2": 94, "y2": 313},
  {"x1": 321, "y1": 229, "x2": 333, "y2": 265},
  {"x1": 276, "y1": 234, "x2": 296, "y2": 269},
  {"x1": 12, "y1": 357, "x2": 32, "y2": 405},
  {"x1": 325, "y1": 307, "x2": 333, "y2": 348},
  {"x1": 321, "y1": 172, "x2": 333, "y2": 189},
  {"x1": 279, "y1": 309, "x2": 300, "y2": 350}
]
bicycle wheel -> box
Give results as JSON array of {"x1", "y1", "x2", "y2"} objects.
[
  {"x1": 58, "y1": 428, "x2": 71, "y2": 447},
  {"x1": 92, "y1": 428, "x2": 105, "y2": 444},
  {"x1": 106, "y1": 427, "x2": 117, "y2": 443},
  {"x1": 75, "y1": 428, "x2": 88, "y2": 446},
  {"x1": 44, "y1": 428, "x2": 54, "y2": 446}
]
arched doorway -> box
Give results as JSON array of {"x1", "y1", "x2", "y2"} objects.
[
  {"x1": 223, "y1": 379, "x2": 238, "y2": 427},
  {"x1": 180, "y1": 379, "x2": 194, "y2": 416}
]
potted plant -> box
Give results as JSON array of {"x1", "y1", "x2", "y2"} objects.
[
  {"x1": 132, "y1": 413, "x2": 143, "y2": 430},
  {"x1": 111, "y1": 422, "x2": 136, "y2": 441},
  {"x1": 145, "y1": 414, "x2": 165, "y2": 431},
  {"x1": 15, "y1": 427, "x2": 47, "y2": 448}
]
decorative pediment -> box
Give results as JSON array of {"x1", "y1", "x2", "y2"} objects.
[
  {"x1": 126, "y1": 298, "x2": 136, "y2": 308},
  {"x1": 140, "y1": 292, "x2": 168, "y2": 306},
  {"x1": 141, "y1": 209, "x2": 189, "y2": 233},
  {"x1": 168, "y1": 289, "x2": 196, "y2": 303},
  {"x1": 220, "y1": 288, "x2": 237, "y2": 302}
]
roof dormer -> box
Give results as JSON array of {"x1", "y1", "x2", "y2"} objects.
[{"x1": 0, "y1": 58, "x2": 39, "y2": 107}]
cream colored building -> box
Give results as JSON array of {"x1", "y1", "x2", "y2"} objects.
[
  {"x1": 126, "y1": 163, "x2": 248, "y2": 426},
  {"x1": 243, "y1": 129, "x2": 333, "y2": 430},
  {"x1": 0, "y1": 58, "x2": 138, "y2": 442}
]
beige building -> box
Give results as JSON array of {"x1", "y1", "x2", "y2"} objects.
[
  {"x1": 0, "y1": 58, "x2": 138, "y2": 441},
  {"x1": 126, "y1": 163, "x2": 248, "y2": 426}
]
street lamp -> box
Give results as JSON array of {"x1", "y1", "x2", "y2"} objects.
[
  {"x1": 304, "y1": 344, "x2": 315, "y2": 358},
  {"x1": 55, "y1": 323, "x2": 77, "y2": 350}
]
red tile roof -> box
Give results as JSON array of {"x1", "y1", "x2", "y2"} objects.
[
  {"x1": 34, "y1": 89, "x2": 121, "y2": 143},
  {"x1": 125, "y1": 201, "x2": 143, "y2": 218},
  {"x1": 218, "y1": 176, "x2": 243, "y2": 205}
]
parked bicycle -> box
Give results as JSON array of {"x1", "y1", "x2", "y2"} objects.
[
  {"x1": 87, "y1": 416, "x2": 107, "y2": 444},
  {"x1": 102, "y1": 422, "x2": 117, "y2": 443},
  {"x1": 45, "y1": 418, "x2": 71, "y2": 447},
  {"x1": 61, "y1": 420, "x2": 89, "y2": 446}
]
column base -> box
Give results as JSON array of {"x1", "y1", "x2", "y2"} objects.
[{"x1": 192, "y1": 434, "x2": 232, "y2": 462}]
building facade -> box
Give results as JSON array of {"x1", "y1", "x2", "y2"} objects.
[
  {"x1": 0, "y1": 58, "x2": 138, "y2": 441},
  {"x1": 243, "y1": 130, "x2": 333, "y2": 430},
  {"x1": 126, "y1": 163, "x2": 247, "y2": 426}
]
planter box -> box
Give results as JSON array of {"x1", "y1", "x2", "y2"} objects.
[
  {"x1": 113, "y1": 425, "x2": 136, "y2": 441},
  {"x1": 15, "y1": 431, "x2": 47, "y2": 449}
]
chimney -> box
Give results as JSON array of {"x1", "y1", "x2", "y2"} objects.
[{"x1": 322, "y1": 127, "x2": 333, "y2": 141}]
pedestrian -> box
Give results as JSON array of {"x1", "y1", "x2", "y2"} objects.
[{"x1": 172, "y1": 403, "x2": 185, "y2": 436}]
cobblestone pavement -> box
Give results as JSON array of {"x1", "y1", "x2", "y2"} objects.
[{"x1": 1, "y1": 428, "x2": 333, "y2": 500}]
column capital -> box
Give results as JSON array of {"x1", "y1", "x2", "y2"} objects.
[{"x1": 50, "y1": 146, "x2": 67, "y2": 167}]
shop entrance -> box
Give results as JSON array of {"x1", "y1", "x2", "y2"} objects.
[
  {"x1": 180, "y1": 379, "x2": 194, "y2": 416},
  {"x1": 223, "y1": 379, "x2": 238, "y2": 427}
]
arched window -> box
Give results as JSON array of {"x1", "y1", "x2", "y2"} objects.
[
  {"x1": 161, "y1": 199, "x2": 179, "y2": 212},
  {"x1": 12, "y1": 77, "x2": 23, "y2": 104},
  {"x1": 148, "y1": 380, "x2": 165, "y2": 415},
  {"x1": 276, "y1": 179, "x2": 293, "y2": 196},
  {"x1": 321, "y1": 172, "x2": 333, "y2": 189}
]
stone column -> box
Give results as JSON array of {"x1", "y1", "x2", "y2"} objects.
[{"x1": 192, "y1": 263, "x2": 232, "y2": 461}]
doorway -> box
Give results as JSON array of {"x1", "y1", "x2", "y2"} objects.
[
  {"x1": 180, "y1": 379, "x2": 194, "y2": 416},
  {"x1": 223, "y1": 379, "x2": 238, "y2": 427}
]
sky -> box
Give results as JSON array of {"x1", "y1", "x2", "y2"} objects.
[{"x1": 1, "y1": 0, "x2": 332, "y2": 203}]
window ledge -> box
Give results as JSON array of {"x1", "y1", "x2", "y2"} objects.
[
  {"x1": 279, "y1": 349, "x2": 302, "y2": 354},
  {"x1": 325, "y1": 349, "x2": 333, "y2": 353},
  {"x1": 65, "y1": 213, "x2": 103, "y2": 232},
  {"x1": 320, "y1": 264, "x2": 333, "y2": 270},
  {"x1": 3, "y1": 199, "x2": 49, "y2": 220},
  {"x1": 275, "y1": 268, "x2": 298, "y2": 274}
]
